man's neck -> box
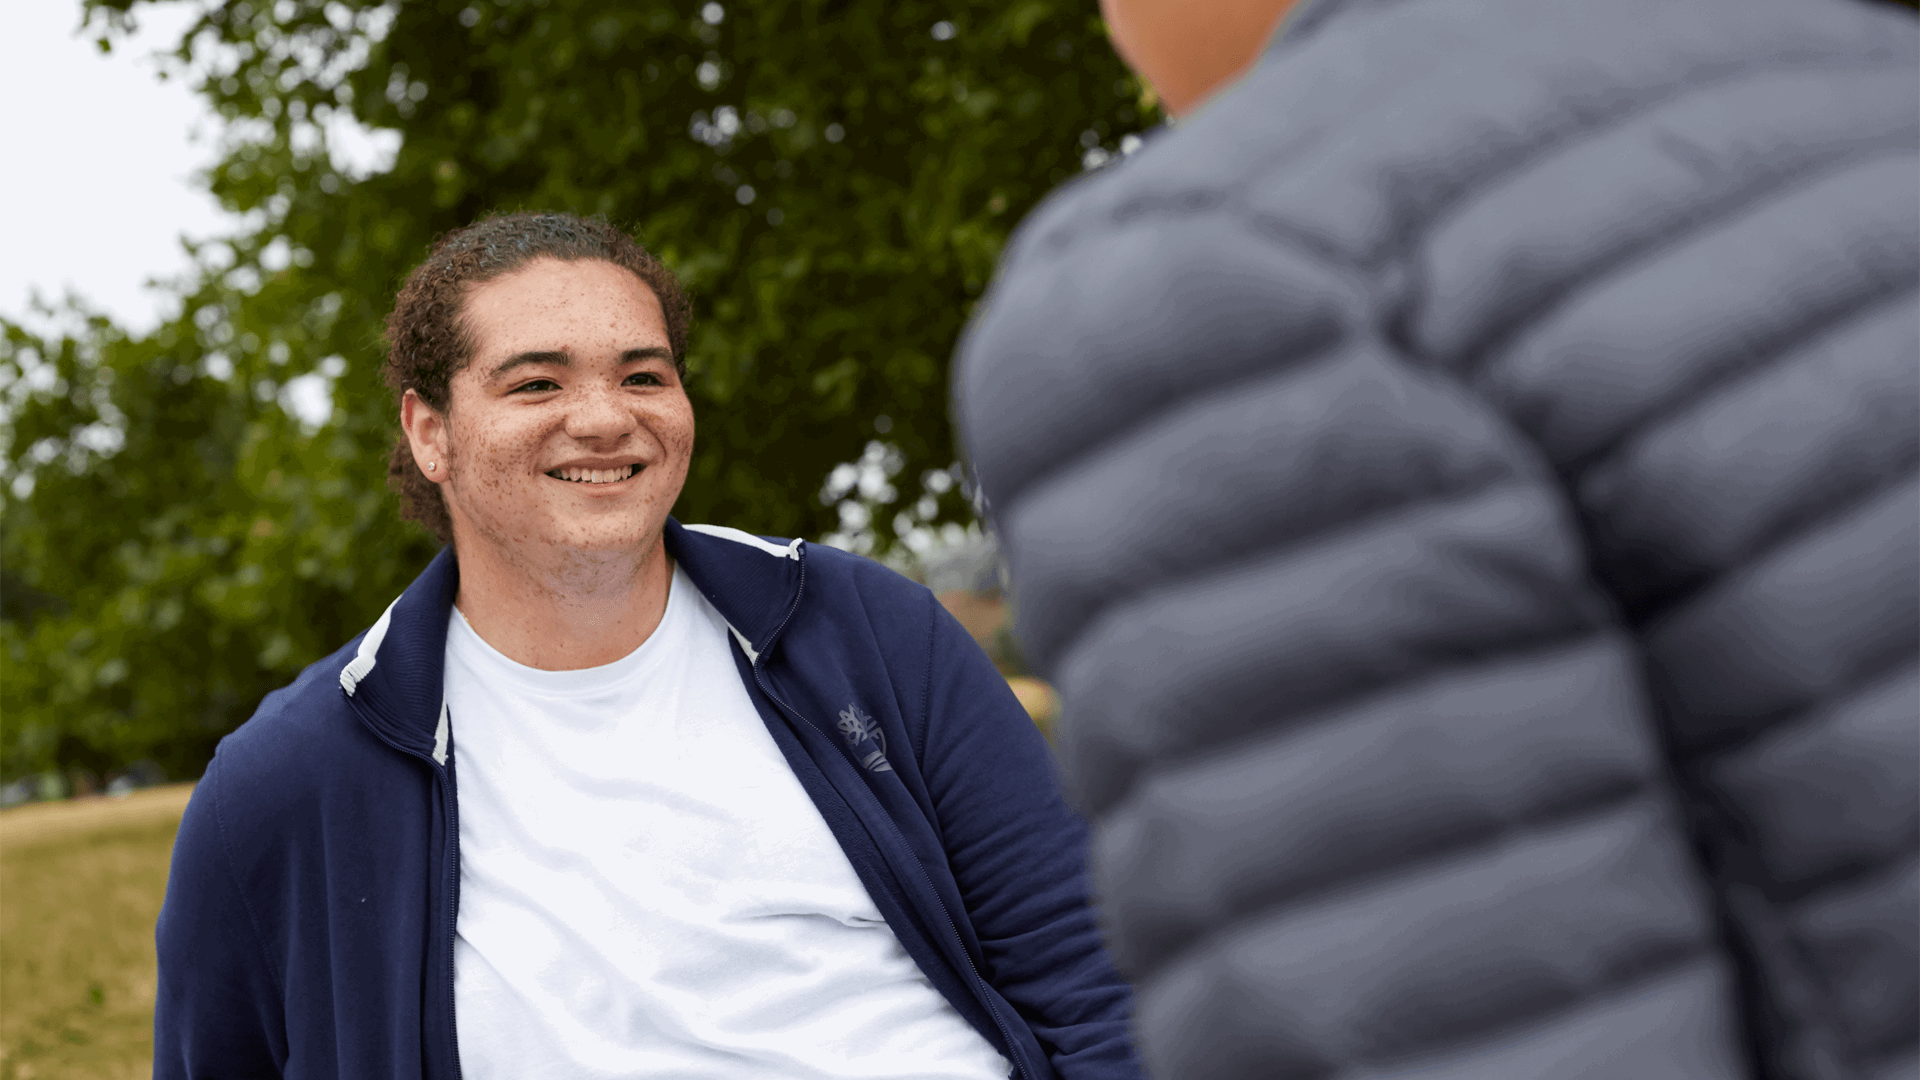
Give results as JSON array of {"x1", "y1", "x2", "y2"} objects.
[{"x1": 450, "y1": 531, "x2": 674, "y2": 671}]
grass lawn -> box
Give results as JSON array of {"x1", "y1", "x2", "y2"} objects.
[{"x1": 0, "y1": 785, "x2": 193, "y2": 1080}]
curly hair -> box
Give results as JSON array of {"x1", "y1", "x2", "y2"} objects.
[{"x1": 382, "y1": 212, "x2": 692, "y2": 545}]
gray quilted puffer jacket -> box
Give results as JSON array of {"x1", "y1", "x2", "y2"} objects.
[{"x1": 953, "y1": 0, "x2": 1919, "y2": 1077}]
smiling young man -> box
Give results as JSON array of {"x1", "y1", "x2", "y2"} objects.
[{"x1": 153, "y1": 213, "x2": 1140, "y2": 1079}]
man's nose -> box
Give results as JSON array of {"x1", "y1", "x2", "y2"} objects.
[{"x1": 563, "y1": 383, "x2": 634, "y2": 442}]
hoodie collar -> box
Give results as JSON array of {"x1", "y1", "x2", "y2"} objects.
[
  {"x1": 663, "y1": 519, "x2": 805, "y2": 664},
  {"x1": 336, "y1": 520, "x2": 806, "y2": 754},
  {"x1": 338, "y1": 544, "x2": 458, "y2": 762}
]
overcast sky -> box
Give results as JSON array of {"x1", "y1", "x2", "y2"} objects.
[{"x1": 1, "y1": 2, "x2": 235, "y2": 334}]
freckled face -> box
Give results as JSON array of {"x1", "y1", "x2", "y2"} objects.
[{"x1": 431, "y1": 258, "x2": 694, "y2": 560}]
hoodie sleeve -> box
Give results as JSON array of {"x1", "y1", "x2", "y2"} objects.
[
  {"x1": 153, "y1": 753, "x2": 286, "y2": 1079},
  {"x1": 919, "y1": 597, "x2": 1145, "y2": 1079}
]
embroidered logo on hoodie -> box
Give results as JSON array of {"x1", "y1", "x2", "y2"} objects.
[{"x1": 836, "y1": 703, "x2": 893, "y2": 773}]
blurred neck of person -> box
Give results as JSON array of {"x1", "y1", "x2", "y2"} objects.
[
  {"x1": 399, "y1": 257, "x2": 696, "y2": 671},
  {"x1": 1101, "y1": 0, "x2": 1301, "y2": 118}
]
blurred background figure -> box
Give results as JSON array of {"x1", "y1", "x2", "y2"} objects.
[{"x1": 956, "y1": 0, "x2": 1919, "y2": 1076}]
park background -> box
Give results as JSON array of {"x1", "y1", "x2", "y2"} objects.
[{"x1": 0, "y1": 0, "x2": 1157, "y2": 1072}]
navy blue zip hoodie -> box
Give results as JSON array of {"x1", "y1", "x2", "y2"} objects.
[{"x1": 153, "y1": 520, "x2": 1141, "y2": 1079}]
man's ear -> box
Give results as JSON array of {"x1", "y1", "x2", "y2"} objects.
[{"x1": 400, "y1": 389, "x2": 451, "y2": 486}]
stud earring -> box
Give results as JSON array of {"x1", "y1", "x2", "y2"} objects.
[{"x1": 427, "y1": 461, "x2": 437, "y2": 472}]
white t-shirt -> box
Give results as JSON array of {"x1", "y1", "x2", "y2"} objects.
[{"x1": 445, "y1": 566, "x2": 1012, "y2": 1079}]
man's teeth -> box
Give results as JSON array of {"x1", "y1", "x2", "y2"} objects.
[{"x1": 550, "y1": 465, "x2": 637, "y2": 484}]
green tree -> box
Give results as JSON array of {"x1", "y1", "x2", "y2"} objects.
[{"x1": 0, "y1": 0, "x2": 1154, "y2": 783}]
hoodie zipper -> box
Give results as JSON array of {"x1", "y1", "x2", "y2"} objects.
[
  {"x1": 437, "y1": 758, "x2": 463, "y2": 1080},
  {"x1": 747, "y1": 551, "x2": 1036, "y2": 1080},
  {"x1": 344, "y1": 699, "x2": 463, "y2": 1080}
]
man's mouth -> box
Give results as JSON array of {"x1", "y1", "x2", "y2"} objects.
[{"x1": 546, "y1": 464, "x2": 641, "y2": 484}]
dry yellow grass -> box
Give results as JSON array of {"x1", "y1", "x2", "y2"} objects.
[{"x1": 0, "y1": 784, "x2": 193, "y2": 1080}]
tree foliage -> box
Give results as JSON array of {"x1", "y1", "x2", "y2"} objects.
[{"x1": 0, "y1": 0, "x2": 1153, "y2": 782}]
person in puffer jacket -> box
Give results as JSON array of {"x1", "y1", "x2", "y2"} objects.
[{"x1": 952, "y1": 0, "x2": 1919, "y2": 1077}]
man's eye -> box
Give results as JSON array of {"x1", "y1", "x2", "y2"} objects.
[
  {"x1": 624, "y1": 372, "x2": 664, "y2": 387},
  {"x1": 512, "y1": 378, "x2": 561, "y2": 393}
]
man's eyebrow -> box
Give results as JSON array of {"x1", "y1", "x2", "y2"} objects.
[
  {"x1": 487, "y1": 350, "x2": 570, "y2": 380},
  {"x1": 486, "y1": 346, "x2": 672, "y2": 380}
]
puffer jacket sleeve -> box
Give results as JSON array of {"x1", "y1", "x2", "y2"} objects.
[
  {"x1": 955, "y1": 186, "x2": 1748, "y2": 1076},
  {"x1": 154, "y1": 753, "x2": 286, "y2": 1078}
]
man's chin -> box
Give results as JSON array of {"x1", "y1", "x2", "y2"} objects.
[{"x1": 543, "y1": 515, "x2": 667, "y2": 556}]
